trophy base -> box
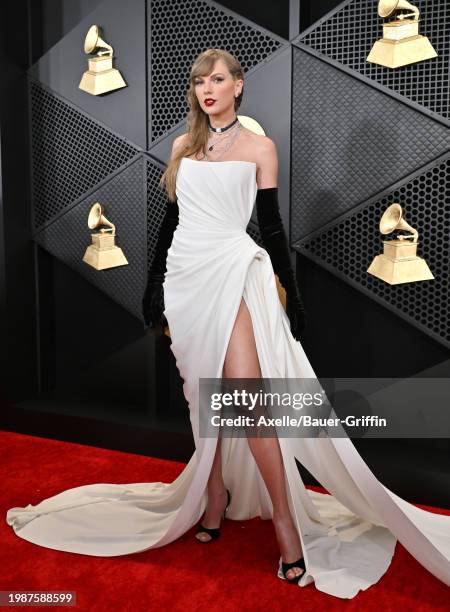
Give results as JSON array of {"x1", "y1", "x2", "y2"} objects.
[
  {"x1": 367, "y1": 254, "x2": 434, "y2": 285},
  {"x1": 79, "y1": 68, "x2": 127, "y2": 95},
  {"x1": 83, "y1": 244, "x2": 128, "y2": 270},
  {"x1": 367, "y1": 35, "x2": 438, "y2": 68}
]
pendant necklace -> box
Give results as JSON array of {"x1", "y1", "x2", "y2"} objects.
[{"x1": 201, "y1": 119, "x2": 241, "y2": 161}]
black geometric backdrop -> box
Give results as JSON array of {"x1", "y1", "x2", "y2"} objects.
[
  {"x1": 148, "y1": 0, "x2": 285, "y2": 141},
  {"x1": 292, "y1": 0, "x2": 450, "y2": 349},
  {"x1": 27, "y1": 0, "x2": 450, "y2": 348},
  {"x1": 290, "y1": 48, "x2": 450, "y2": 242},
  {"x1": 297, "y1": 0, "x2": 450, "y2": 124},
  {"x1": 30, "y1": 81, "x2": 141, "y2": 231},
  {"x1": 34, "y1": 156, "x2": 148, "y2": 320},
  {"x1": 296, "y1": 152, "x2": 450, "y2": 347}
]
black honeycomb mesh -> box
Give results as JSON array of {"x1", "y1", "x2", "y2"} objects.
[
  {"x1": 149, "y1": 0, "x2": 284, "y2": 140},
  {"x1": 296, "y1": 155, "x2": 450, "y2": 347},
  {"x1": 30, "y1": 81, "x2": 140, "y2": 230},
  {"x1": 290, "y1": 48, "x2": 450, "y2": 244},
  {"x1": 297, "y1": 0, "x2": 450, "y2": 122}
]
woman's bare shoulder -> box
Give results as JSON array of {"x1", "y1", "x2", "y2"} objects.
[
  {"x1": 240, "y1": 128, "x2": 277, "y2": 164},
  {"x1": 254, "y1": 134, "x2": 276, "y2": 156},
  {"x1": 242, "y1": 131, "x2": 277, "y2": 187}
]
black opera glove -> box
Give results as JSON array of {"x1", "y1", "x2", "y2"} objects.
[
  {"x1": 255, "y1": 187, "x2": 306, "y2": 339},
  {"x1": 142, "y1": 198, "x2": 179, "y2": 329}
]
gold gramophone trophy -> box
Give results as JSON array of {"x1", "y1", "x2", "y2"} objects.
[
  {"x1": 367, "y1": 0, "x2": 437, "y2": 68},
  {"x1": 82, "y1": 202, "x2": 128, "y2": 270},
  {"x1": 79, "y1": 25, "x2": 127, "y2": 95},
  {"x1": 367, "y1": 203, "x2": 433, "y2": 284}
]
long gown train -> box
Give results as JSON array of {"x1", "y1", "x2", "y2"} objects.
[{"x1": 6, "y1": 157, "x2": 450, "y2": 599}]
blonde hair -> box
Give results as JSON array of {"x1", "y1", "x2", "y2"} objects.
[{"x1": 159, "y1": 48, "x2": 244, "y2": 202}]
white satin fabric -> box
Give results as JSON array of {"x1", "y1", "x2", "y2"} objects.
[{"x1": 6, "y1": 158, "x2": 450, "y2": 599}]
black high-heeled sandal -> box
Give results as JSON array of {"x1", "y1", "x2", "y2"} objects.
[
  {"x1": 195, "y1": 489, "x2": 231, "y2": 543},
  {"x1": 280, "y1": 556, "x2": 306, "y2": 584}
]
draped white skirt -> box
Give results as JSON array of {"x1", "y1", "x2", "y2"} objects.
[{"x1": 6, "y1": 158, "x2": 450, "y2": 599}]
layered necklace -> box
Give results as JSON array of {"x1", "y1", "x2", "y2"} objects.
[{"x1": 200, "y1": 116, "x2": 242, "y2": 161}]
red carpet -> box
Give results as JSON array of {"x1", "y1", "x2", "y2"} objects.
[{"x1": 0, "y1": 430, "x2": 448, "y2": 611}]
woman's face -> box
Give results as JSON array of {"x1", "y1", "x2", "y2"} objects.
[{"x1": 194, "y1": 58, "x2": 242, "y2": 115}]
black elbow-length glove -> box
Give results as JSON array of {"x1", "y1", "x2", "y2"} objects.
[
  {"x1": 142, "y1": 199, "x2": 179, "y2": 329},
  {"x1": 256, "y1": 187, "x2": 306, "y2": 338}
]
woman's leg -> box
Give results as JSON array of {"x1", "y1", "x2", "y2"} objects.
[
  {"x1": 194, "y1": 437, "x2": 229, "y2": 542},
  {"x1": 221, "y1": 297, "x2": 304, "y2": 580}
]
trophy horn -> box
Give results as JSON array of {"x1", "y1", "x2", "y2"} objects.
[
  {"x1": 87, "y1": 202, "x2": 116, "y2": 234},
  {"x1": 378, "y1": 0, "x2": 419, "y2": 20},
  {"x1": 84, "y1": 25, "x2": 113, "y2": 56},
  {"x1": 379, "y1": 203, "x2": 418, "y2": 242}
]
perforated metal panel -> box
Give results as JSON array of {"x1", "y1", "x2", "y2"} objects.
[
  {"x1": 296, "y1": 0, "x2": 450, "y2": 123},
  {"x1": 34, "y1": 156, "x2": 148, "y2": 321},
  {"x1": 28, "y1": 0, "x2": 450, "y2": 348},
  {"x1": 290, "y1": 48, "x2": 450, "y2": 244},
  {"x1": 296, "y1": 153, "x2": 450, "y2": 347},
  {"x1": 30, "y1": 81, "x2": 140, "y2": 231},
  {"x1": 148, "y1": 0, "x2": 285, "y2": 141}
]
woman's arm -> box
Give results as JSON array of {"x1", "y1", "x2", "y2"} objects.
[
  {"x1": 142, "y1": 138, "x2": 181, "y2": 328},
  {"x1": 255, "y1": 137, "x2": 278, "y2": 189},
  {"x1": 254, "y1": 138, "x2": 306, "y2": 338}
]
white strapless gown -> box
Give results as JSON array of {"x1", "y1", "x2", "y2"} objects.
[{"x1": 6, "y1": 158, "x2": 450, "y2": 599}]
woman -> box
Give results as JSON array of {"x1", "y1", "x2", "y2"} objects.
[
  {"x1": 144, "y1": 50, "x2": 308, "y2": 584},
  {"x1": 6, "y1": 48, "x2": 450, "y2": 600}
]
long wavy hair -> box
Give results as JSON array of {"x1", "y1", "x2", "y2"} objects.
[{"x1": 160, "y1": 48, "x2": 244, "y2": 202}]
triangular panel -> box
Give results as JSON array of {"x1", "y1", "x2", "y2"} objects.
[
  {"x1": 30, "y1": 81, "x2": 140, "y2": 231},
  {"x1": 34, "y1": 156, "x2": 147, "y2": 322},
  {"x1": 295, "y1": 0, "x2": 450, "y2": 124},
  {"x1": 295, "y1": 153, "x2": 450, "y2": 348},
  {"x1": 28, "y1": 0, "x2": 147, "y2": 148},
  {"x1": 291, "y1": 47, "x2": 450, "y2": 244}
]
